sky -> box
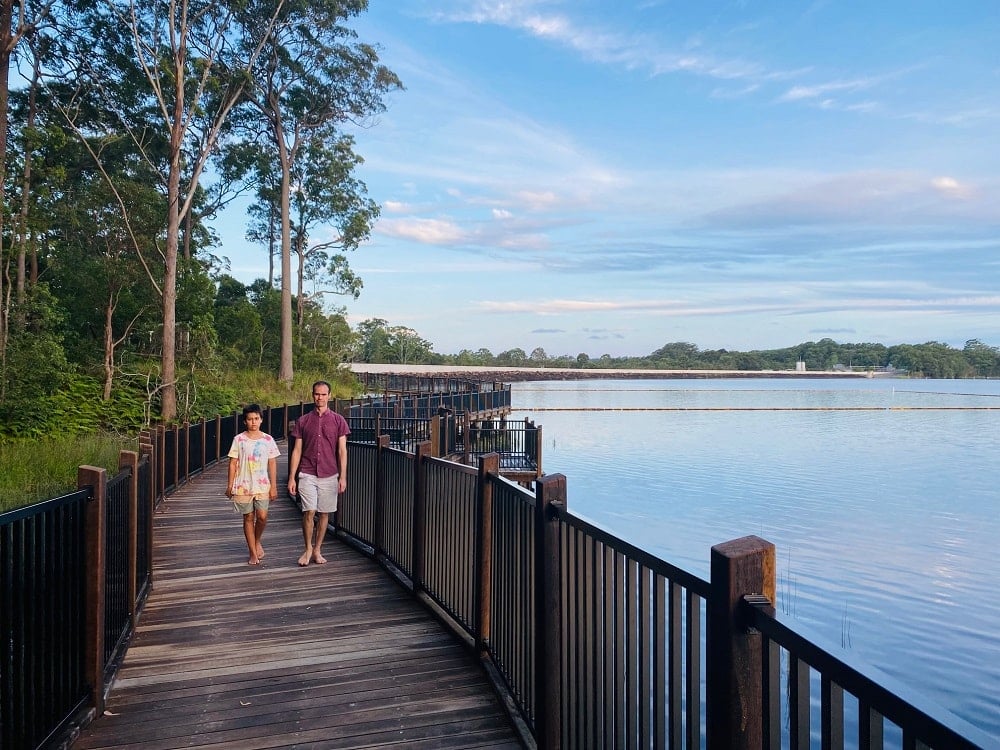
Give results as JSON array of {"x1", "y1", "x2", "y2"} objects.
[{"x1": 218, "y1": 1, "x2": 1000, "y2": 359}]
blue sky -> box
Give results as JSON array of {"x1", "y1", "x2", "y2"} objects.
[{"x1": 219, "y1": 1, "x2": 1000, "y2": 358}]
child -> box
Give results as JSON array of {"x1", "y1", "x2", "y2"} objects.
[{"x1": 226, "y1": 404, "x2": 280, "y2": 565}]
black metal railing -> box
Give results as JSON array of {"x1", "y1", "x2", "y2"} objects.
[
  {"x1": 743, "y1": 597, "x2": 995, "y2": 749},
  {"x1": 487, "y1": 477, "x2": 537, "y2": 729},
  {"x1": 325, "y1": 441, "x2": 994, "y2": 749},
  {"x1": 464, "y1": 419, "x2": 540, "y2": 470},
  {"x1": 422, "y1": 457, "x2": 479, "y2": 632},
  {"x1": 346, "y1": 415, "x2": 433, "y2": 453},
  {"x1": 0, "y1": 489, "x2": 91, "y2": 750},
  {"x1": 557, "y1": 510, "x2": 709, "y2": 748},
  {"x1": 103, "y1": 469, "x2": 132, "y2": 673},
  {"x1": 1, "y1": 400, "x2": 302, "y2": 750},
  {"x1": 379, "y1": 448, "x2": 414, "y2": 578},
  {"x1": 136, "y1": 456, "x2": 152, "y2": 602}
]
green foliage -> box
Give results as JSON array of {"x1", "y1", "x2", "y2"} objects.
[
  {"x1": 0, "y1": 285, "x2": 72, "y2": 432},
  {"x1": 0, "y1": 432, "x2": 138, "y2": 513},
  {"x1": 0, "y1": 374, "x2": 149, "y2": 439}
]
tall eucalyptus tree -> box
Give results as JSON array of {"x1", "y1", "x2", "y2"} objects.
[
  {"x1": 56, "y1": 0, "x2": 285, "y2": 420},
  {"x1": 238, "y1": 0, "x2": 400, "y2": 384}
]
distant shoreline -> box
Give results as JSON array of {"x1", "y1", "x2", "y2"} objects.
[{"x1": 343, "y1": 363, "x2": 873, "y2": 382}]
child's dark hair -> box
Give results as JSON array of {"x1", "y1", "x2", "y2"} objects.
[{"x1": 242, "y1": 403, "x2": 263, "y2": 419}]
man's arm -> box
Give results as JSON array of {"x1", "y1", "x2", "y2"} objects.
[
  {"x1": 226, "y1": 457, "x2": 237, "y2": 498},
  {"x1": 337, "y1": 435, "x2": 348, "y2": 493}
]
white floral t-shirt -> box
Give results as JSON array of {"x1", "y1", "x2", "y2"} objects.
[{"x1": 227, "y1": 432, "x2": 280, "y2": 496}]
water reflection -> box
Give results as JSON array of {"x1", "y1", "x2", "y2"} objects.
[{"x1": 512, "y1": 378, "x2": 1000, "y2": 740}]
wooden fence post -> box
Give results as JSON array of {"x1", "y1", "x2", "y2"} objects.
[
  {"x1": 79, "y1": 465, "x2": 107, "y2": 715},
  {"x1": 119, "y1": 451, "x2": 139, "y2": 629},
  {"x1": 535, "y1": 473, "x2": 566, "y2": 750},
  {"x1": 706, "y1": 535, "x2": 776, "y2": 750},
  {"x1": 411, "y1": 441, "x2": 431, "y2": 593},
  {"x1": 475, "y1": 453, "x2": 500, "y2": 654},
  {"x1": 429, "y1": 415, "x2": 441, "y2": 457}
]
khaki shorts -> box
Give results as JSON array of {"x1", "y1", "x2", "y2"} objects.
[
  {"x1": 296, "y1": 473, "x2": 339, "y2": 513},
  {"x1": 232, "y1": 495, "x2": 270, "y2": 515}
]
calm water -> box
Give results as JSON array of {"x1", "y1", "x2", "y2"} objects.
[{"x1": 509, "y1": 378, "x2": 1000, "y2": 741}]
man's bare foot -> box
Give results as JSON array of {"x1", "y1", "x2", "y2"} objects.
[
  {"x1": 248, "y1": 556, "x2": 261, "y2": 565},
  {"x1": 297, "y1": 551, "x2": 311, "y2": 567},
  {"x1": 312, "y1": 552, "x2": 327, "y2": 565}
]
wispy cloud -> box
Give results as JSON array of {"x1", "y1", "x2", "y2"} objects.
[{"x1": 434, "y1": 1, "x2": 778, "y2": 83}]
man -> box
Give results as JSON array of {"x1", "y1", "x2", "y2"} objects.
[{"x1": 288, "y1": 381, "x2": 350, "y2": 566}]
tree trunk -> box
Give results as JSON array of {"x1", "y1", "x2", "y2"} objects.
[
  {"x1": 103, "y1": 298, "x2": 115, "y2": 401},
  {"x1": 275, "y1": 116, "x2": 294, "y2": 384},
  {"x1": 0, "y1": 0, "x2": 13, "y2": 360},
  {"x1": 161, "y1": 53, "x2": 186, "y2": 422},
  {"x1": 15, "y1": 46, "x2": 42, "y2": 301}
]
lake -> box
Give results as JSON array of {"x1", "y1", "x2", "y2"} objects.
[{"x1": 507, "y1": 377, "x2": 1000, "y2": 742}]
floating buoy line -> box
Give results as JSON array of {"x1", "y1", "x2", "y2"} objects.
[{"x1": 509, "y1": 406, "x2": 1000, "y2": 412}]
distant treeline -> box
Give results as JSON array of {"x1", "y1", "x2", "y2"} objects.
[{"x1": 419, "y1": 338, "x2": 1000, "y2": 380}]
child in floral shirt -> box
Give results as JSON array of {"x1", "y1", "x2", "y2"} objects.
[{"x1": 226, "y1": 404, "x2": 280, "y2": 565}]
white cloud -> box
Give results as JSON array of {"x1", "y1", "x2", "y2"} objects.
[{"x1": 376, "y1": 217, "x2": 469, "y2": 244}]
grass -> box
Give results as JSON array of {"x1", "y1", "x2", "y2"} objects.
[{"x1": 0, "y1": 432, "x2": 139, "y2": 513}]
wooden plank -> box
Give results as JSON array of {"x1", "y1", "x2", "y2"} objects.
[{"x1": 74, "y1": 446, "x2": 522, "y2": 749}]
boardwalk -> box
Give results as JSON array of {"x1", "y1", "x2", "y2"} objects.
[{"x1": 74, "y1": 446, "x2": 523, "y2": 750}]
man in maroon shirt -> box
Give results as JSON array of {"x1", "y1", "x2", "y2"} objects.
[{"x1": 288, "y1": 381, "x2": 350, "y2": 566}]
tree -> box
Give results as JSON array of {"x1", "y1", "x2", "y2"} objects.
[
  {"x1": 354, "y1": 317, "x2": 391, "y2": 363},
  {"x1": 964, "y1": 339, "x2": 998, "y2": 378},
  {"x1": 496, "y1": 348, "x2": 526, "y2": 365},
  {"x1": 386, "y1": 326, "x2": 433, "y2": 365},
  {"x1": 0, "y1": 0, "x2": 58, "y2": 377},
  {"x1": 56, "y1": 0, "x2": 284, "y2": 420},
  {"x1": 239, "y1": 0, "x2": 400, "y2": 385}
]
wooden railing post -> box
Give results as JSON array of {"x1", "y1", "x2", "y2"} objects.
[
  {"x1": 214, "y1": 414, "x2": 222, "y2": 463},
  {"x1": 411, "y1": 441, "x2": 431, "y2": 593},
  {"x1": 535, "y1": 473, "x2": 566, "y2": 750},
  {"x1": 79, "y1": 465, "x2": 107, "y2": 715},
  {"x1": 706, "y1": 535, "x2": 776, "y2": 750},
  {"x1": 475, "y1": 453, "x2": 499, "y2": 654},
  {"x1": 429, "y1": 415, "x2": 441, "y2": 457},
  {"x1": 119, "y1": 450, "x2": 139, "y2": 629}
]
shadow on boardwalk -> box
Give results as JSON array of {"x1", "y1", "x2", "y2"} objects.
[{"x1": 74, "y1": 442, "x2": 522, "y2": 750}]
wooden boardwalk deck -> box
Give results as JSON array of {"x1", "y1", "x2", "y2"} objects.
[{"x1": 74, "y1": 446, "x2": 523, "y2": 750}]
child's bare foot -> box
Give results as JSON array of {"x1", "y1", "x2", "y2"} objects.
[
  {"x1": 297, "y1": 551, "x2": 311, "y2": 567},
  {"x1": 256, "y1": 545, "x2": 265, "y2": 560},
  {"x1": 248, "y1": 556, "x2": 261, "y2": 565},
  {"x1": 312, "y1": 552, "x2": 327, "y2": 565}
]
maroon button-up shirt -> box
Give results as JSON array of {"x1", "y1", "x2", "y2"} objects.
[{"x1": 291, "y1": 409, "x2": 351, "y2": 478}]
